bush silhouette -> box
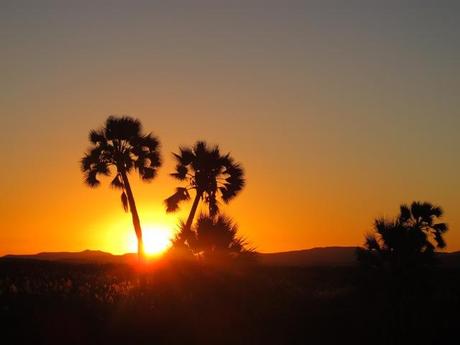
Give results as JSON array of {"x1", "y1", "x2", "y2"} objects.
[{"x1": 173, "y1": 214, "x2": 254, "y2": 260}]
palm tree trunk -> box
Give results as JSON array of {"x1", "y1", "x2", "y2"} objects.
[
  {"x1": 120, "y1": 171, "x2": 144, "y2": 259},
  {"x1": 184, "y1": 191, "x2": 202, "y2": 233}
]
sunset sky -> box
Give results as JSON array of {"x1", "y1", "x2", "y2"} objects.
[{"x1": 1, "y1": 0, "x2": 459, "y2": 255}]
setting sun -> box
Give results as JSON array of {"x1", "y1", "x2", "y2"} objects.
[{"x1": 127, "y1": 224, "x2": 174, "y2": 256}]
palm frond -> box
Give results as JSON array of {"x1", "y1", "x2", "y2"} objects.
[
  {"x1": 432, "y1": 223, "x2": 448, "y2": 233},
  {"x1": 430, "y1": 205, "x2": 443, "y2": 218},
  {"x1": 209, "y1": 145, "x2": 221, "y2": 162},
  {"x1": 121, "y1": 191, "x2": 129, "y2": 212},
  {"x1": 95, "y1": 162, "x2": 110, "y2": 176},
  {"x1": 105, "y1": 115, "x2": 141, "y2": 141},
  {"x1": 140, "y1": 166, "x2": 157, "y2": 181},
  {"x1": 364, "y1": 234, "x2": 381, "y2": 252},
  {"x1": 80, "y1": 146, "x2": 105, "y2": 172},
  {"x1": 434, "y1": 232, "x2": 446, "y2": 248},
  {"x1": 374, "y1": 218, "x2": 388, "y2": 235},
  {"x1": 141, "y1": 133, "x2": 160, "y2": 150},
  {"x1": 176, "y1": 147, "x2": 195, "y2": 165},
  {"x1": 193, "y1": 141, "x2": 208, "y2": 157},
  {"x1": 110, "y1": 174, "x2": 124, "y2": 189},
  {"x1": 170, "y1": 164, "x2": 188, "y2": 180},
  {"x1": 221, "y1": 162, "x2": 245, "y2": 202},
  {"x1": 80, "y1": 154, "x2": 93, "y2": 172},
  {"x1": 88, "y1": 129, "x2": 106, "y2": 144},
  {"x1": 410, "y1": 201, "x2": 424, "y2": 220},
  {"x1": 84, "y1": 170, "x2": 100, "y2": 188},
  {"x1": 399, "y1": 204, "x2": 411, "y2": 222},
  {"x1": 171, "y1": 220, "x2": 195, "y2": 248},
  {"x1": 134, "y1": 154, "x2": 147, "y2": 170},
  {"x1": 147, "y1": 151, "x2": 161, "y2": 168},
  {"x1": 164, "y1": 187, "x2": 191, "y2": 213}
]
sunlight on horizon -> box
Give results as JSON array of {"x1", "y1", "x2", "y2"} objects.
[
  {"x1": 100, "y1": 212, "x2": 179, "y2": 256},
  {"x1": 1, "y1": 1, "x2": 459, "y2": 256},
  {"x1": 126, "y1": 224, "x2": 174, "y2": 256}
]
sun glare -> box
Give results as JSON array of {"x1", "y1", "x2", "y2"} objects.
[{"x1": 127, "y1": 224, "x2": 174, "y2": 257}]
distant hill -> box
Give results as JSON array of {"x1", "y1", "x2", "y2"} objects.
[
  {"x1": 258, "y1": 247, "x2": 460, "y2": 267},
  {"x1": 2, "y1": 247, "x2": 358, "y2": 266},
  {"x1": 3, "y1": 247, "x2": 460, "y2": 267},
  {"x1": 437, "y1": 251, "x2": 460, "y2": 267},
  {"x1": 257, "y1": 247, "x2": 358, "y2": 267},
  {"x1": 2, "y1": 250, "x2": 137, "y2": 264}
]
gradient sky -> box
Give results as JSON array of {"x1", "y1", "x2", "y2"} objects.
[{"x1": 1, "y1": 0, "x2": 459, "y2": 255}]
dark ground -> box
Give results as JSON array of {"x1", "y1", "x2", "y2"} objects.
[{"x1": 0, "y1": 259, "x2": 459, "y2": 345}]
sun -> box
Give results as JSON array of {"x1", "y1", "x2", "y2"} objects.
[
  {"x1": 143, "y1": 225, "x2": 174, "y2": 256},
  {"x1": 127, "y1": 224, "x2": 174, "y2": 256}
]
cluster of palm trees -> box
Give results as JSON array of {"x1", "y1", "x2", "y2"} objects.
[
  {"x1": 81, "y1": 116, "x2": 449, "y2": 267},
  {"x1": 81, "y1": 116, "x2": 247, "y2": 260},
  {"x1": 357, "y1": 201, "x2": 449, "y2": 271}
]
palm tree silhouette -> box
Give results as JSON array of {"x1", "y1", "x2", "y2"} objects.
[
  {"x1": 164, "y1": 141, "x2": 244, "y2": 244},
  {"x1": 357, "y1": 201, "x2": 448, "y2": 270},
  {"x1": 398, "y1": 201, "x2": 448, "y2": 249},
  {"x1": 80, "y1": 116, "x2": 161, "y2": 259},
  {"x1": 174, "y1": 214, "x2": 253, "y2": 259}
]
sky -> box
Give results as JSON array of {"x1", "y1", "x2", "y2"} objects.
[{"x1": 1, "y1": 0, "x2": 459, "y2": 255}]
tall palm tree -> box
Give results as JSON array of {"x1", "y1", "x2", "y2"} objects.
[
  {"x1": 164, "y1": 141, "x2": 244, "y2": 243},
  {"x1": 80, "y1": 116, "x2": 161, "y2": 258},
  {"x1": 357, "y1": 201, "x2": 448, "y2": 270}
]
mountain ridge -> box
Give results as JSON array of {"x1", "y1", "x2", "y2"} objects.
[{"x1": 3, "y1": 247, "x2": 460, "y2": 267}]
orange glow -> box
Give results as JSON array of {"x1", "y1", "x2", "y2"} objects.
[
  {"x1": 90, "y1": 210, "x2": 181, "y2": 256},
  {"x1": 1, "y1": 2, "x2": 460, "y2": 258}
]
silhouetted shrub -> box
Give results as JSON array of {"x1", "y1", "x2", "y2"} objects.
[{"x1": 172, "y1": 214, "x2": 255, "y2": 262}]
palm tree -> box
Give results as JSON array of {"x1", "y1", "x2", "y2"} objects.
[
  {"x1": 357, "y1": 201, "x2": 448, "y2": 271},
  {"x1": 192, "y1": 214, "x2": 253, "y2": 258},
  {"x1": 80, "y1": 116, "x2": 161, "y2": 259},
  {"x1": 164, "y1": 141, "x2": 244, "y2": 243},
  {"x1": 398, "y1": 201, "x2": 448, "y2": 249}
]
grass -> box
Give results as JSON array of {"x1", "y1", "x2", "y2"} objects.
[{"x1": 1, "y1": 259, "x2": 459, "y2": 345}]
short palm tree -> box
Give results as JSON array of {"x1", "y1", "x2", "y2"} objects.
[
  {"x1": 164, "y1": 141, "x2": 244, "y2": 244},
  {"x1": 174, "y1": 214, "x2": 254, "y2": 259},
  {"x1": 80, "y1": 116, "x2": 161, "y2": 259},
  {"x1": 357, "y1": 201, "x2": 448, "y2": 270}
]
